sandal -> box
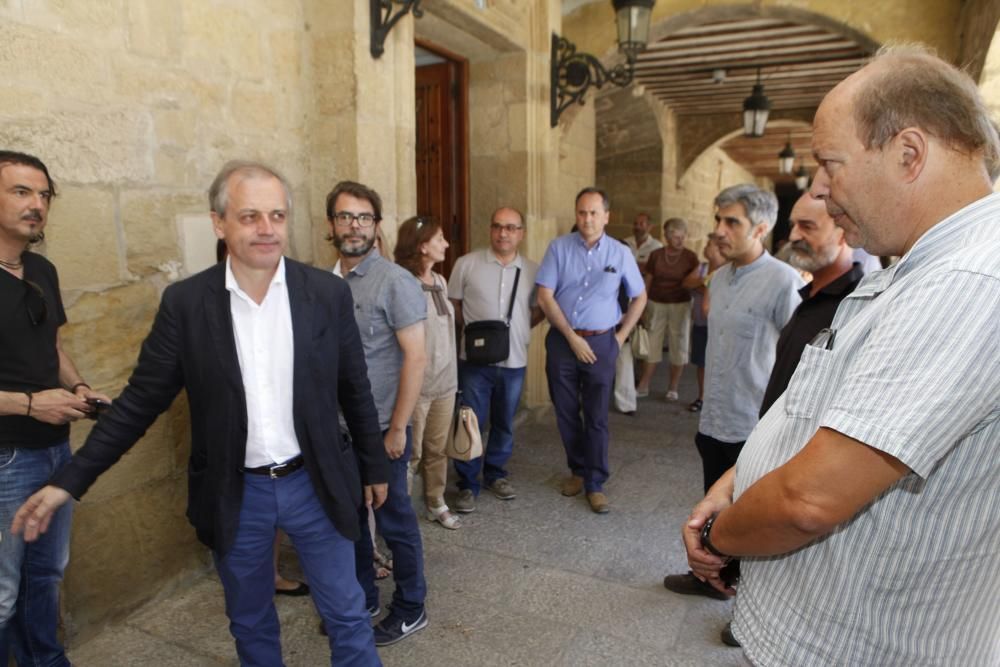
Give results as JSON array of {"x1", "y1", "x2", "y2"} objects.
[
  {"x1": 426, "y1": 504, "x2": 462, "y2": 530},
  {"x1": 688, "y1": 398, "x2": 703, "y2": 412},
  {"x1": 373, "y1": 550, "x2": 393, "y2": 580}
]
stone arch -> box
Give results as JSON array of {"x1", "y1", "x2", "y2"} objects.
[
  {"x1": 594, "y1": 86, "x2": 664, "y2": 237},
  {"x1": 645, "y1": 5, "x2": 881, "y2": 181},
  {"x1": 646, "y1": 5, "x2": 880, "y2": 55}
]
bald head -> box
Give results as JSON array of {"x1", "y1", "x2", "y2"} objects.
[
  {"x1": 810, "y1": 46, "x2": 996, "y2": 256},
  {"x1": 489, "y1": 206, "x2": 525, "y2": 259}
]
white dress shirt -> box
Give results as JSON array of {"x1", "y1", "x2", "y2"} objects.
[{"x1": 226, "y1": 257, "x2": 301, "y2": 467}]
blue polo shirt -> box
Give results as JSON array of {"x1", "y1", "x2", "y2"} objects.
[{"x1": 536, "y1": 232, "x2": 644, "y2": 330}]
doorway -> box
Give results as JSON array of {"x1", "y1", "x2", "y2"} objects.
[{"x1": 414, "y1": 42, "x2": 469, "y2": 277}]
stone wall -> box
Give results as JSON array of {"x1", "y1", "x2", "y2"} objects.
[
  {"x1": 664, "y1": 146, "x2": 757, "y2": 255},
  {"x1": 595, "y1": 88, "x2": 663, "y2": 240},
  {"x1": 557, "y1": 104, "x2": 596, "y2": 233},
  {"x1": 0, "y1": 0, "x2": 324, "y2": 639}
]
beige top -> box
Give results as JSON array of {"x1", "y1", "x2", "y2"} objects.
[{"x1": 419, "y1": 271, "x2": 458, "y2": 400}]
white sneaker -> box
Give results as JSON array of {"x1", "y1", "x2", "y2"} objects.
[{"x1": 665, "y1": 390, "x2": 679, "y2": 401}]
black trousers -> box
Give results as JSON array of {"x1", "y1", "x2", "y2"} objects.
[{"x1": 694, "y1": 431, "x2": 745, "y2": 494}]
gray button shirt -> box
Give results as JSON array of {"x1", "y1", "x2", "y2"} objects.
[
  {"x1": 448, "y1": 249, "x2": 538, "y2": 369},
  {"x1": 335, "y1": 249, "x2": 426, "y2": 430},
  {"x1": 699, "y1": 251, "x2": 804, "y2": 443}
]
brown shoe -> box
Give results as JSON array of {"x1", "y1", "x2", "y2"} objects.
[
  {"x1": 586, "y1": 492, "x2": 609, "y2": 514},
  {"x1": 560, "y1": 475, "x2": 584, "y2": 497}
]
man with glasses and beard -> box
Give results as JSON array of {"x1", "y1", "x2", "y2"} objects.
[
  {"x1": 0, "y1": 150, "x2": 110, "y2": 666},
  {"x1": 326, "y1": 180, "x2": 430, "y2": 646}
]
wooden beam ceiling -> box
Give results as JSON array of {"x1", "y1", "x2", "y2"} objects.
[
  {"x1": 633, "y1": 18, "x2": 871, "y2": 117},
  {"x1": 629, "y1": 16, "x2": 873, "y2": 181}
]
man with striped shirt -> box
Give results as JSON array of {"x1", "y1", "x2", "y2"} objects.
[{"x1": 681, "y1": 46, "x2": 1000, "y2": 665}]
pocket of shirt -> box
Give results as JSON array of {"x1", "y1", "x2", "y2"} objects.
[{"x1": 783, "y1": 344, "x2": 835, "y2": 419}]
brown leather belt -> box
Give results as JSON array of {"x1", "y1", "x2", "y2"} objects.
[
  {"x1": 243, "y1": 456, "x2": 304, "y2": 479},
  {"x1": 573, "y1": 328, "x2": 611, "y2": 338}
]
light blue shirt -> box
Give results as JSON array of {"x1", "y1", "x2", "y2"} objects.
[
  {"x1": 734, "y1": 192, "x2": 1000, "y2": 666},
  {"x1": 699, "y1": 251, "x2": 804, "y2": 442},
  {"x1": 535, "y1": 232, "x2": 644, "y2": 330}
]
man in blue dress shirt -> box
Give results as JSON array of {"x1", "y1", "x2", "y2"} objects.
[{"x1": 536, "y1": 187, "x2": 646, "y2": 514}]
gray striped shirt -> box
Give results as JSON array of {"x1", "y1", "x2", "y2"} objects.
[{"x1": 733, "y1": 193, "x2": 1000, "y2": 666}]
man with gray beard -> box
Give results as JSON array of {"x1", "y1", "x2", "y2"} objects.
[{"x1": 758, "y1": 191, "x2": 865, "y2": 416}]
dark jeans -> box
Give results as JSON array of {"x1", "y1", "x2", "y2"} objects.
[
  {"x1": 354, "y1": 427, "x2": 426, "y2": 619},
  {"x1": 545, "y1": 329, "x2": 618, "y2": 493},
  {"x1": 694, "y1": 431, "x2": 745, "y2": 494},
  {"x1": 454, "y1": 363, "x2": 526, "y2": 495}
]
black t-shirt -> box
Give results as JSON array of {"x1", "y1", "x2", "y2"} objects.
[
  {"x1": 759, "y1": 263, "x2": 865, "y2": 417},
  {"x1": 0, "y1": 251, "x2": 69, "y2": 448}
]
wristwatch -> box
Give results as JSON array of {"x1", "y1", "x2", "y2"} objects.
[{"x1": 700, "y1": 513, "x2": 731, "y2": 559}]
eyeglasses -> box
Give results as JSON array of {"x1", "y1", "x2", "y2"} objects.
[
  {"x1": 24, "y1": 280, "x2": 47, "y2": 326},
  {"x1": 490, "y1": 223, "x2": 523, "y2": 234},
  {"x1": 332, "y1": 211, "x2": 378, "y2": 227}
]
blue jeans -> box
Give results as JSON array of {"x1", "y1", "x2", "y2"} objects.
[
  {"x1": 454, "y1": 363, "x2": 526, "y2": 495},
  {"x1": 354, "y1": 427, "x2": 426, "y2": 620},
  {"x1": 0, "y1": 441, "x2": 74, "y2": 667},
  {"x1": 213, "y1": 467, "x2": 380, "y2": 667}
]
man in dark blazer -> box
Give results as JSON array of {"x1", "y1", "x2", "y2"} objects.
[{"x1": 12, "y1": 161, "x2": 388, "y2": 667}]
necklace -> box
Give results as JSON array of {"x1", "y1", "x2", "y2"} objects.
[
  {"x1": 663, "y1": 248, "x2": 682, "y2": 265},
  {"x1": 0, "y1": 257, "x2": 23, "y2": 270}
]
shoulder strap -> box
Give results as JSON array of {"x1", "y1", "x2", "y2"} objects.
[{"x1": 505, "y1": 267, "x2": 521, "y2": 323}]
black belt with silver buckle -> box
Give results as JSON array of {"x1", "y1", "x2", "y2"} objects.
[{"x1": 243, "y1": 456, "x2": 304, "y2": 479}]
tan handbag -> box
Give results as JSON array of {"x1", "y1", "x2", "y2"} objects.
[
  {"x1": 445, "y1": 395, "x2": 483, "y2": 461},
  {"x1": 631, "y1": 324, "x2": 650, "y2": 360}
]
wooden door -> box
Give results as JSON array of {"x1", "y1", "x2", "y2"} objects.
[{"x1": 415, "y1": 55, "x2": 467, "y2": 277}]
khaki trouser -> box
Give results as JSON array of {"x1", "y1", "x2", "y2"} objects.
[
  {"x1": 410, "y1": 393, "x2": 454, "y2": 508},
  {"x1": 646, "y1": 300, "x2": 691, "y2": 366}
]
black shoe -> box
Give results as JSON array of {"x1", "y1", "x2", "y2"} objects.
[
  {"x1": 662, "y1": 572, "x2": 729, "y2": 601},
  {"x1": 373, "y1": 609, "x2": 428, "y2": 646},
  {"x1": 274, "y1": 581, "x2": 310, "y2": 597},
  {"x1": 721, "y1": 622, "x2": 741, "y2": 647}
]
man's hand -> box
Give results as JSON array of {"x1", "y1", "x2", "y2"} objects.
[
  {"x1": 683, "y1": 503, "x2": 735, "y2": 597},
  {"x1": 682, "y1": 469, "x2": 736, "y2": 596},
  {"x1": 568, "y1": 333, "x2": 597, "y2": 364},
  {"x1": 384, "y1": 427, "x2": 407, "y2": 460},
  {"x1": 364, "y1": 483, "x2": 389, "y2": 510},
  {"x1": 11, "y1": 486, "x2": 72, "y2": 542},
  {"x1": 74, "y1": 386, "x2": 113, "y2": 419},
  {"x1": 614, "y1": 331, "x2": 628, "y2": 350},
  {"x1": 29, "y1": 389, "x2": 91, "y2": 425}
]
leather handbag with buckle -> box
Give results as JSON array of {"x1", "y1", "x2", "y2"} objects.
[{"x1": 445, "y1": 392, "x2": 483, "y2": 461}]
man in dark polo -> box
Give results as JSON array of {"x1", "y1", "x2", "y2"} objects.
[{"x1": 536, "y1": 187, "x2": 646, "y2": 514}]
